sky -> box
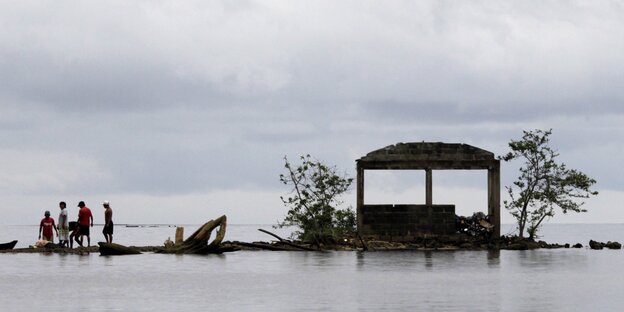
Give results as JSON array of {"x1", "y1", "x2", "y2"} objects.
[{"x1": 1, "y1": 1, "x2": 623, "y2": 226}]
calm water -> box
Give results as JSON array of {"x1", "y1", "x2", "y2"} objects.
[{"x1": 1, "y1": 224, "x2": 624, "y2": 311}]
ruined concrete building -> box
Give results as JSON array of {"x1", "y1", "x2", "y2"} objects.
[{"x1": 356, "y1": 142, "x2": 500, "y2": 240}]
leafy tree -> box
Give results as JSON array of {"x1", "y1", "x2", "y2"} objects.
[
  {"x1": 277, "y1": 155, "x2": 355, "y2": 244},
  {"x1": 502, "y1": 129, "x2": 598, "y2": 239}
]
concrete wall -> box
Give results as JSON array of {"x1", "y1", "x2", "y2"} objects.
[{"x1": 359, "y1": 204, "x2": 455, "y2": 241}]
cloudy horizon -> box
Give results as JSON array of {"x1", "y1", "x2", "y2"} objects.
[{"x1": 1, "y1": 1, "x2": 623, "y2": 227}]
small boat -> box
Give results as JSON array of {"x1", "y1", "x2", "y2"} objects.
[
  {"x1": 0, "y1": 240, "x2": 18, "y2": 250},
  {"x1": 98, "y1": 242, "x2": 141, "y2": 256}
]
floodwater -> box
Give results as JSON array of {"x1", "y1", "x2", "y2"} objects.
[{"x1": 1, "y1": 224, "x2": 623, "y2": 311}]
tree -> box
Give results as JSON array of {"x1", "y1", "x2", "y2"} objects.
[
  {"x1": 502, "y1": 129, "x2": 598, "y2": 239},
  {"x1": 276, "y1": 155, "x2": 355, "y2": 244}
]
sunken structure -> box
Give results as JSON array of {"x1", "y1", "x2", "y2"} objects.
[{"x1": 356, "y1": 142, "x2": 500, "y2": 241}]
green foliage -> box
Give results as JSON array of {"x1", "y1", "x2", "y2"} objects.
[
  {"x1": 502, "y1": 129, "x2": 598, "y2": 239},
  {"x1": 277, "y1": 155, "x2": 355, "y2": 244}
]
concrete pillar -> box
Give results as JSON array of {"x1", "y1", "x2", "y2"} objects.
[
  {"x1": 488, "y1": 161, "x2": 501, "y2": 237},
  {"x1": 356, "y1": 164, "x2": 364, "y2": 232},
  {"x1": 425, "y1": 169, "x2": 432, "y2": 205}
]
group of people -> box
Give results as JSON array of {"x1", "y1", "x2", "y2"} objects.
[{"x1": 38, "y1": 200, "x2": 114, "y2": 248}]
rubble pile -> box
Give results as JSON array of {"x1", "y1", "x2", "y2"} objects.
[{"x1": 455, "y1": 212, "x2": 494, "y2": 238}]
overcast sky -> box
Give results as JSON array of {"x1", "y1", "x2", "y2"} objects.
[{"x1": 1, "y1": 1, "x2": 623, "y2": 226}]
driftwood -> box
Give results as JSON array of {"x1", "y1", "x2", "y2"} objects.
[
  {"x1": 258, "y1": 228, "x2": 285, "y2": 241},
  {"x1": 168, "y1": 215, "x2": 229, "y2": 254},
  {"x1": 257, "y1": 229, "x2": 316, "y2": 251},
  {"x1": 98, "y1": 242, "x2": 142, "y2": 255},
  {"x1": 234, "y1": 241, "x2": 304, "y2": 251}
]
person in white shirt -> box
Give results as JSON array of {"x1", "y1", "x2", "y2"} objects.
[{"x1": 58, "y1": 201, "x2": 69, "y2": 248}]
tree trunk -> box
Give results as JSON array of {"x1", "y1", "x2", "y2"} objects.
[
  {"x1": 519, "y1": 205, "x2": 528, "y2": 238},
  {"x1": 529, "y1": 211, "x2": 550, "y2": 239}
]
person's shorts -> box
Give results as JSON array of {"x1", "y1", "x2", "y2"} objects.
[
  {"x1": 103, "y1": 222, "x2": 114, "y2": 235},
  {"x1": 78, "y1": 224, "x2": 90, "y2": 236},
  {"x1": 58, "y1": 228, "x2": 69, "y2": 241}
]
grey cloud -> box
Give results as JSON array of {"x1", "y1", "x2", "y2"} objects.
[
  {"x1": 2, "y1": 0, "x2": 624, "y2": 204},
  {"x1": 3, "y1": 1, "x2": 624, "y2": 118},
  {"x1": 361, "y1": 98, "x2": 624, "y2": 125},
  {"x1": 0, "y1": 50, "x2": 236, "y2": 112}
]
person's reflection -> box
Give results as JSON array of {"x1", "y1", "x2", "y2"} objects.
[
  {"x1": 487, "y1": 249, "x2": 500, "y2": 267},
  {"x1": 356, "y1": 251, "x2": 365, "y2": 269},
  {"x1": 424, "y1": 251, "x2": 433, "y2": 269}
]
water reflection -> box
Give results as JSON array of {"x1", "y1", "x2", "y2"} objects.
[
  {"x1": 354, "y1": 250, "x2": 498, "y2": 271},
  {"x1": 424, "y1": 251, "x2": 433, "y2": 269},
  {"x1": 515, "y1": 249, "x2": 589, "y2": 272},
  {"x1": 487, "y1": 250, "x2": 500, "y2": 267},
  {"x1": 3, "y1": 248, "x2": 624, "y2": 311},
  {"x1": 102, "y1": 254, "x2": 114, "y2": 266},
  {"x1": 5, "y1": 224, "x2": 624, "y2": 311}
]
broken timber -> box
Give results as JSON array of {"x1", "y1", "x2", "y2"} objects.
[
  {"x1": 163, "y1": 215, "x2": 233, "y2": 254},
  {"x1": 257, "y1": 228, "x2": 316, "y2": 251}
]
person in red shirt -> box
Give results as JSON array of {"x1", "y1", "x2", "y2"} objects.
[
  {"x1": 76, "y1": 201, "x2": 93, "y2": 247},
  {"x1": 38, "y1": 210, "x2": 58, "y2": 242}
]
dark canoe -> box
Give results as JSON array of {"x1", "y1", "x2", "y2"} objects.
[
  {"x1": 0, "y1": 240, "x2": 18, "y2": 250},
  {"x1": 98, "y1": 242, "x2": 141, "y2": 256}
]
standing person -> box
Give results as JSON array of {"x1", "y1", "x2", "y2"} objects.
[
  {"x1": 76, "y1": 201, "x2": 93, "y2": 247},
  {"x1": 102, "y1": 200, "x2": 114, "y2": 243},
  {"x1": 38, "y1": 211, "x2": 58, "y2": 242},
  {"x1": 58, "y1": 202, "x2": 69, "y2": 247},
  {"x1": 69, "y1": 221, "x2": 79, "y2": 249}
]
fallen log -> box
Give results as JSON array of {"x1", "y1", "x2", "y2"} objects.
[
  {"x1": 210, "y1": 244, "x2": 241, "y2": 253},
  {"x1": 98, "y1": 242, "x2": 142, "y2": 255},
  {"x1": 234, "y1": 241, "x2": 304, "y2": 251},
  {"x1": 257, "y1": 229, "x2": 316, "y2": 251},
  {"x1": 1, "y1": 246, "x2": 99, "y2": 254}
]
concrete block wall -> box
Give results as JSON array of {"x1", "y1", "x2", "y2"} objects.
[{"x1": 360, "y1": 204, "x2": 455, "y2": 240}]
